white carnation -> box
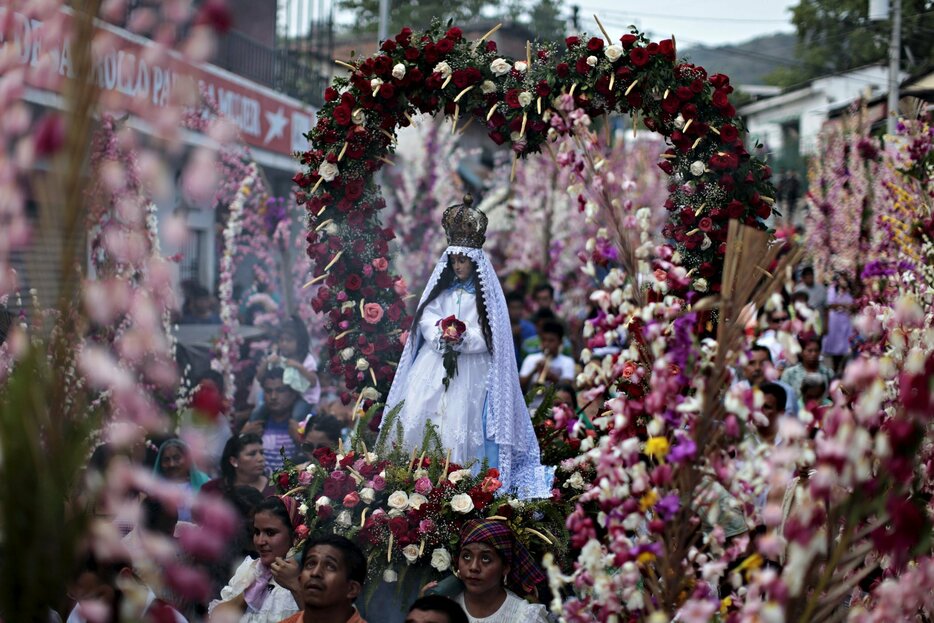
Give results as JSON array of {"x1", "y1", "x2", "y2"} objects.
[
  {"x1": 317, "y1": 161, "x2": 338, "y2": 182},
  {"x1": 490, "y1": 58, "x2": 511, "y2": 76}
]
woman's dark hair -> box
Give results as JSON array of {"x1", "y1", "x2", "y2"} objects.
[
  {"x1": 407, "y1": 595, "x2": 468, "y2": 623},
  {"x1": 300, "y1": 533, "x2": 367, "y2": 584},
  {"x1": 219, "y1": 433, "x2": 264, "y2": 485},
  {"x1": 555, "y1": 382, "x2": 578, "y2": 409},
  {"x1": 307, "y1": 414, "x2": 343, "y2": 444},
  {"x1": 411, "y1": 255, "x2": 493, "y2": 352},
  {"x1": 251, "y1": 496, "x2": 294, "y2": 538},
  {"x1": 796, "y1": 332, "x2": 821, "y2": 350},
  {"x1": 279, "y1": 315, "x2": 310, "y2": 359}
]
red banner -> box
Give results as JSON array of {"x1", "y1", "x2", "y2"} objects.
[{"x1": 1, "y1": 6, "x2": 315, "y2": 157}]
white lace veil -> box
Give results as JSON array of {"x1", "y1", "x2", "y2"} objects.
[{"x1": 384, "y1": 245, "x2": 552, "y2": 498}]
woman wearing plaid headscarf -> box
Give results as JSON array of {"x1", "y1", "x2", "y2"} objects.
[{"x1": 450, "y1": 519, "x2": 550, "y2": 623}]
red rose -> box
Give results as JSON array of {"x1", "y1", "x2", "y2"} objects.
[
  {"x1": 380, "y1": 38, "x2": 397, "y2": 52},
  {"x1": 629, "y1": 47, "x2": 649, "y2": 67},
  {"x1": 505, "y1": 89, "x2": 522, "y2": 109},
  {"x1": 587, "y1": 36, "x2": 604, "y2": 52},
  {"x1": 333, "y1": 104, "x2": 352, "y2": 126},
  {"x1": 345, "y1": 274, "x2": 362, "y2": 290},
  {"x1": 404, "y1": 47, "x2": 420, "y2": 61},
  {"x1": 575, "y1": 57, "x2": 592, "y2": 75},
  {"x1": 658, "y1": 39, "x2": 675, "y2": 60},
  {"x1": 565, "y1": 36, "x2": 580, "y2": 48},
  {"x1": 556, "y1": 62, "x2": 570, "y2": 77},
  {"x1": 726, "y1": 200, "x2": 745, "y2": 219},
  {"x1": 719, "y1": 124, "x2": 739, "y2": 143},
  {"x1": 712, "y1": 89, "x2": 730, "y2": 109},
  {"x1": 485, "y1": 40, "x2": 497, "y2": 52},
  {"x1": 389, "y1": 516, "x2": 408, "y2": 537},
  {"x1": 324, "y1": 87, "x2": 338, "y2": 102},
  {"x1": 620, "y1": 34, "x2": 637, "y2": 48},
  {"x1": 489, "y1": 131, "x2": 506, "y2": 145},
  {"x1": 698, "y1": 217, "x2": 713, "y2": 232},
  {"x1": 379, "y1": 83, "x2": 396, "y2": 99},
  {"x1": 276, "y1": 472, "x2": 290, "y2": 489},
  {"x1": 317, "y1": 503, "x2": 333, "y2": 520},
  {"x1": 709, "y1": 73, "x2": 730, "y2": 88},
  {"x1": 435, "y1": 38, "x2": 454, "y2": 54},
  {"x1": 445, "y1": 27, "x2": 463, "y2": 41},
  {"x1": 395, "y1": 27, "x2": 412, "y2": 44},
  {"x1": 658, "y1": 160, "x2": 674, "y2": 175},
  {"x1": 535, "y1": 81, "x2": 551, "y2": 97},
  {"x1": 344, "y1": 179, "x2": 364, "y2": 200},
  {"x1": 676, "y1": 86, "x2": 693, "y2": 101}
]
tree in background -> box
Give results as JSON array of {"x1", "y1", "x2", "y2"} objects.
[{"x1": 767, "y1": 0, "x2": 934, "y2": 87}]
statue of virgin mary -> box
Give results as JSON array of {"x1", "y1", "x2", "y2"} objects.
[{"x1": 384, "y1": 195, "x2": 553, "y2": 499}]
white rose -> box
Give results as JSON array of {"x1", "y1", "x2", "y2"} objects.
[
  {"x1": 383, "y1": 568, "x2": 398, "y2": 583},
  {"x1": 392, "y1": 63, "x2": 406, "y2": 80},
  {"x1": 336, "y1": 510, "x2": 352, "y2": 527},
  {"x1": 433, "y1": 61, "x2": 452, "y2": 78},
  {"x1": 351, "y1": 109, "x2": 365, "y2": 125},
  {"x1": 305, "y1": 463, "x2": 317, "y2": 475},
  {"x1": 517, "y1": 91, "x2": 533, "y2": 108},
  {"x1": 565, "y1": 471, "x2": 585, "y2": 490},
  {"x1": 450, "y1": 493, "x2": 475, "y2": 514},
  {"x1": 408, "y1": 493, "x2": 428, "y2": 509},
  {"x1": 340, "y1": 347, "x2": 355, "y2": 361},
  {"x1": 480, "y1": 80, "x2": 497, "y2": 94},
  {"x1": 359, "y1": 487, "x2": 375, "y2": 504},
  {"x1": 694, "y1": 278, "x2": 709, "y2": 293},
  {"x1": 690, "y1": 160, "x2": 706, "y2": 177},
  {"x1": 315, "y1": 496, "x2": 332, "y2": 508},
  {"x1": 355, "y1": 358, "x2": 369, "y2": 371},
  {"x1": 586, "y1": 55, "x2": 598, "y2": 67},
  {"x1": 370, "y1": 78, "x2": 383, "y2": 90},
  {"x1": 604, "y1": 44, "x2": 623, "y2": 62},
  {"x1": 701, "y1": 235, "x2": 712, "y2": 250},
  {"x1": 402, "y1": 544, "x2": 420, "y2": 564},
  {"x1": 387, "y1": 490, "x2": 409, "y2": 510},
  {"x1": 298, "y1": 502, "x2": 309, "y2": 515},
  {"x1": 448, "y1": 469, "x2": 472, "y2": 484},
  {"x1": 430, "y1": 548, "x2": 452, "y2": 572},
  {"x1": 514, "y1": 60, "x2": 528, "y2": 72},
  {"x1": 361, "y1": 387, "x2": 380, "y2": 401},
  {"x1": 490, "y1": 58, "x2": 511, "y2": 76},
  {"x1": 318, "y1": 161, "x2": 338, "y2": 182}
]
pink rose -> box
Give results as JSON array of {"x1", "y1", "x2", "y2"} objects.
[
  {"x1": 394, "y1": 277, "x2": 408, "y2": 296},
  {"x1": 343, "y1": 491, "x2": 361, "y2": 508},
  {"x1": 294, "y1": 524, "x2": 309, "y2": 540},
  {"x1": 414, "y1": 477, "x2": 433, "y2": 495},
  {"x1": 371, "y1": 475, "x2": 386, "y2": 491},
  {"x1": 372, "y1": 257, "x2": 389, "y2": 271},
  {"x1": 363, "y1": 302, "x2": 384, "y2": 325},
  {"x1": 621, "y1": 361, "x2": 637, "y2": 379},
  {"x1": 418, "y1": 518, "x2": 435, "y2": 534},
  {"x1": 298, "y1": 471, "x2": 313, "y2": 485}
]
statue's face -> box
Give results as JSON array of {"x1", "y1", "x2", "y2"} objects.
[{"x1": 451, "y1": 254, "x2": 474, "y2": 281}]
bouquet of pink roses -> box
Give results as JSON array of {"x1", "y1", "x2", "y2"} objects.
[{"x1": 437, "y1": 314, "x2": 466, "y2": 391}]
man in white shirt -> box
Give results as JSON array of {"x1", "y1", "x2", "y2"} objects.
[{"x1": 519, "y1": 320, "x2": 576, "y2": 392}]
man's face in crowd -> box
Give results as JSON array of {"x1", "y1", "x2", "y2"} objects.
[
  {"x1": 744, "y1": 349, "x2": 770, "y2": 386},
  {"x1": 299, "y1": 544, "x2": 360, "y2": 609},
  {"x1": 263, "y1": 378, "x2": 297, "y2": 417},
  {"x1": 534, "y1": 289, "x2": 553, "y2": 310}
]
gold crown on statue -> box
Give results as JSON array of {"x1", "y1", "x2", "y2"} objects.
[{"x1": 442, "y1": 194, "x2": 488, "y2": 249}]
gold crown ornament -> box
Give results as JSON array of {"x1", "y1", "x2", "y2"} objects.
[{"x1": 442, "y1": 194, "x2": 488, "y2": 249}]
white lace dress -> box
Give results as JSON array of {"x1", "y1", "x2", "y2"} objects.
[
  {"x1": 454, "y1": 590, "x2": 550, "y2": 623},
  {"x1": 207, "y1": 556, "x2": 299, "y2": 623},
  {"x1": 399, "y1": 286, "x2": 492, "y2": 464}
]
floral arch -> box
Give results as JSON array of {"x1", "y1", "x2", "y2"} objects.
[{"x1": 292, "y1": 20, "x2": 776, "y2": 405}]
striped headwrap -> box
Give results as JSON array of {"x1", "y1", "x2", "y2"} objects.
[{"x1": 460, "y1": 519, "x2": 545, "y2": 595}]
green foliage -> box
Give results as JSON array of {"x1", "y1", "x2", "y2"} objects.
[
  {"x1": 0, "y1": 346, "x2": 97, "y2": 622},
  {"x1": 768, "y1": 0, "x2": 934, "y2": 87},
  {"x1": 374, "y1": 400, "x2": 405, "y2": 457}
]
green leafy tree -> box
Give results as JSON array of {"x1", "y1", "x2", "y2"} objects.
[{"x1": 767, "y1": 0, "x2": 934, "y2": 87}]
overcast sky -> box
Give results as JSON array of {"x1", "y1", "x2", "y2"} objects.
[
  {"x1": 324, "y1": 0, "x2": 799, "y2": 48},
  {"x1": 570, "y1": 0, "x2": 798, "y2": 48}
]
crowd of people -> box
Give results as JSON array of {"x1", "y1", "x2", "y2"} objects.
[{"x1": 63, "y1": 249, "x2": 857, "y2": 623}]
